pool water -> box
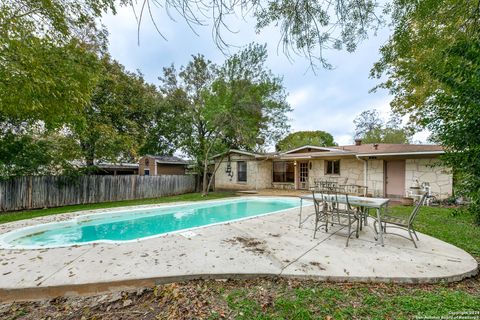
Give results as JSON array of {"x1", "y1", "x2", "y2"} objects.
[{"x1": 0, "y1": 197, "x2": 301, "y2": 249}]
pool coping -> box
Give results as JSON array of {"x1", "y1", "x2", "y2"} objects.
[{"x1": 0, "y1": 196, "x2": 307, "y2": 250}]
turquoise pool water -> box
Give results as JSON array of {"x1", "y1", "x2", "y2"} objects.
[{"x1": 0, "y1": 197, "x2": 300, "y2": 249}]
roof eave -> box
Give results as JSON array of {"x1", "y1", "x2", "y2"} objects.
[
  {"x1": 212, "y1": 149, "x2": 271, "y2": 159},
  {"x1": 281, "y1": 145, "x2": 344, "y2": 155},
  {"x1": 356, "y1": 150, "x2": 445, "y2": 157}
]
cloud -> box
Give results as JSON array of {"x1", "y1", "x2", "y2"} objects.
[
  {"x1": 100, "y1": 8, "x2": 430, "y2": 148},
  {"x1": 287, "y1": 86, "x2": 314, "y2": 108}
]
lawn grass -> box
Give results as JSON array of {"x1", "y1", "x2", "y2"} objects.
[
  {"x1": 222, "y1": 277, "x2": 479, "y2": 320},
  {"x1": 0, "y1": 192, "x2": 237, "y2": 225},
  {"x1": 376, "y1": 205, "x2": 480, "y2": 258}
]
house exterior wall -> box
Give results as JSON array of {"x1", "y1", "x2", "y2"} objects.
[
  {"x1": 214, "y1": 154, "x2": 272, "y2": 190},
  {"x1": 139, "y1": 156, "x2": 186, "y2": 176},
  {"x1": 307, "y1": 158, "x2": 363, "y2": 187},
  {"x1": 405, "y1": 159, "x2": 452, "y2": 199},
  {"x1": 214, "y1": 153, "x2": 453, "y2": 199},
  {"x1": 139, "y1": 156, "x2": 156, "y2": 175},
  {"x1": 366, "y1": 159, "x2": 385, "y2": 197},
  {"x1": 156, "y1": 163, "x2": 186, "y2": 175}
]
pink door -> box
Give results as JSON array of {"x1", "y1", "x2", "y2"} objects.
[{"x1": 385, "y1": 160, "x2": 406, "y2": 198}]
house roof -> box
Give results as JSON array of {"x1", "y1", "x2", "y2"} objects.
[
  {"x1": 212, "y1": 149, "x2": 276, "y2": 159},
  {"x1": 333, "y1": 144, "x2": 444, "y2": 156},
  {"x1": 216, "y1": 143, "x2": 444, "y2": 160},
  {"x1": 97, "y1": 163, "x2": 139, "y2": 169},
  {"x1": 280, "y1": 145, "x2": 342, "y2": 154},
  {"x1": 278, "y1": 150, "x2": 357, "y2": 160},
  {"x1": 144, "y1": 155, "x2": 189, "y2": 165}
]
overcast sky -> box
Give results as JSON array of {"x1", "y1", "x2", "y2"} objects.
[{"x1": 101, "y1": 5, "x2": 427, "y2": 147}]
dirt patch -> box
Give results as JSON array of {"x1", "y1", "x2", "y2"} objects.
[{"x1": 224, "y1": 237, "x2": 269, "y2": 255}]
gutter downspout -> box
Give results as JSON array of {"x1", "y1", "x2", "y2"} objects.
[{"x1": 356, "y1": 155, "x2": 368, "y2": 190}]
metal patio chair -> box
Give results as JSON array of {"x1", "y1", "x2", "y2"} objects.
[
  {"x1": 335, "y1": 184, "x2": 369, "y2": 228},
  {"x1": 374, "y1": 193, "x2": 427, "y2": 248},
  {"x1": 312, "y1": 188, "x2": 329, "y2": 237},
  {"x1": 313, "y1": 187, "x2": 360, "y2": 247}
]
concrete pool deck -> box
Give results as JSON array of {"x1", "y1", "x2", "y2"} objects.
[{"x1": 0, "y1": 197, "x2": 478, "y2": 301}]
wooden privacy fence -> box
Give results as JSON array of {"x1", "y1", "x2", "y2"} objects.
[{"x1": 0, "y1": 175, "x2": 196, "y2": 212}]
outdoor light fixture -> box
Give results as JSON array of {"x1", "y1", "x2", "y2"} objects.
[{"x1": 309, "y1": 161, "x2": 312, "y2": 170}]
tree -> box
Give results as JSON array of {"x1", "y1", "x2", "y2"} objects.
[
  {"x1": 0, "y1": 1, "x2": 115, "y2": 128},
  {"x1": 159, "y1": 44, "x2": 291, "y2": 195},
  {"x1": 0, "y1": 124, "x2": 75, "y2": 179},
  {"x1": 276, "y1": 131, "x2": 336, "y2": 151},
  {"x1": 353, "y1": 109, "x2": 411, "y2": 144},
  {"x1": 371, "y1": 0, "x2": 480, "y2": 222},
  {"x1": 132, "y1": 0, "x2": 382, "y2": 69},
  {"x1": 70, "y1": 57, "x2": 162, "y2": 168}
]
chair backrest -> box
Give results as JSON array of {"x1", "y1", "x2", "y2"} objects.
[
  {"x1": 337, "y1": 184, "x2": 368, "y2": 197},
  {"x1": 408, "y1": 193, "x2": 428, "y2": 225},
  {"x1": 312, "y1": 185, "x2": 328, "y2": 213}
]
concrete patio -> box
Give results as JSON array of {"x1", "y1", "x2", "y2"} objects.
[{"x1": 0, "y1": 198, "x2": 477, "y2": 302}]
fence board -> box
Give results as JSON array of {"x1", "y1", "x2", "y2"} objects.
[{"x1": 0, "y1": 175, "x2": 196, "y2": 212}]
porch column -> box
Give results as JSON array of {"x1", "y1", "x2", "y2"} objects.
[{"x1": 294, "y1": 161, "x2": 298, "y2": 190}]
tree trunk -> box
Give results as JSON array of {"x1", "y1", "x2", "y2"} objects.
[
  {"x1": 205, "y1": 154, "x2": 225, "y2": 195},
  {"x1": 201, "y1": 157, "x2": 209, "y2": 196}
]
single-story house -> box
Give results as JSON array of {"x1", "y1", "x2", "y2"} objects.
[
  {"x1": 139, "y1": 155, "x2": 188, "y2": 176},
  {"x1": 213, "y1": 141, "x2": 453, "y2": 199}
]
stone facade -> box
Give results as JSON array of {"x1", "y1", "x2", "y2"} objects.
[
  {"x1": 405, "y1": 159, "x2": 452, "y2": 199},
  {"x1": 366, "y1": 159, "x2": 385, "y2": 197},
  {"x1": 308, "y1": 158, "x2": 363, "y2": 187},
  {"x1": 214, "y1": 153, "x2": 453, "y2": 199},
  {"x1": 214, "y1": 154, "x2": 272, "y2": 190}
]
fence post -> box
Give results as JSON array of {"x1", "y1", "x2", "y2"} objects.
[{"x1": 27, "y1": 176, "x2": 33, "y2": 209}]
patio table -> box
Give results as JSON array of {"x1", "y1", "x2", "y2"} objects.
[{"x1": 299, "y1": 194, "x2": 390, "y2": 246}]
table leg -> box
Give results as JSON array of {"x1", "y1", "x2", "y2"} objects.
[
  {"x1": 363, "y1": 207, "x2": 368, "y2": 226},
  {"x1": 299, "y1": 198, "x2": 303, "y2": 228},
  {"x1": 376, "y1": 207, "x2": 384, "y2": 246}
]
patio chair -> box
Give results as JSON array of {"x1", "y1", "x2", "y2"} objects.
[
  {"x1": 335, "y1": 185, "x2": 369, "y2": 228},
  {"x1": 313, "y1": 188, "x2": 360, "y2": 247},
  {"x1": 312, "y1": 189, "x2": 329, "y2": 237},
  {"x1": 374, "y1": 193, "x2": 427, "y2": 248}
]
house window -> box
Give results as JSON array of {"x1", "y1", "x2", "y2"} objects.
[
  {"x1": 325, "y1": 160, "x2": 340, "y2": 175},
  {"x1": 273, "y1": 161, "x2": 295, "y2": 183},
  {"x1": 237, "y1": 161, "x2": 247, "y2": 182},
  {"x1": 144, "y1": 169, "x2": 150, "y2": 176}
]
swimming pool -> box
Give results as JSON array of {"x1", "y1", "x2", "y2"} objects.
[{"x1": 0, "y1": 197, "x2": 301, "y2": 249}]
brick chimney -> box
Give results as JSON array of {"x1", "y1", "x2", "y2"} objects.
[{"x1": 354, "y1": 138, "x2": 362, "y2": 146}]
